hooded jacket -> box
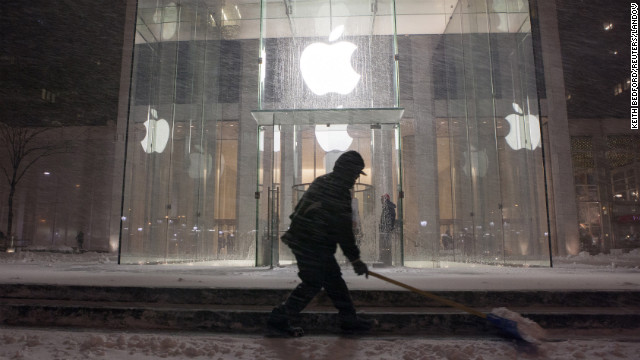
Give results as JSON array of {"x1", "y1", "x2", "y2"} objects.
[{"x1": 281, "y1": 171, "x2": 360, "y2": 262}]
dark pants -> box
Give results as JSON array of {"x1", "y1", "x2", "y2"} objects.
[
  {"x1": 272, "y1": 247, "x2": 356, "y2": 321},
  {"x1": 379, "y1": 232, "x2": 392, "y2": 266}
]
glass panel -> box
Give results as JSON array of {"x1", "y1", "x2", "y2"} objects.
[
  {"x1": 431, "y1": 0, "x2": 549, "y2": 266},
  {"x1": 259, "y1": 0, "x2": 399, "y2": 110},
  {"x1": 255, "y1": 1, "x2": 404, "y2": 267},
  {"x1": 256, "y1": 117, "x2": 402, "y2": 267},
  {"x1": 120, "y1": 0, "x2": 252, "y2": 264},
  {"x1": 117, "y1": 0, "x2": 549, "y2": 268}
]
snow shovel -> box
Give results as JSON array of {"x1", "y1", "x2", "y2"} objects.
[{"x1": 368, "y1": 270, "x2": 543, "y2": 343}]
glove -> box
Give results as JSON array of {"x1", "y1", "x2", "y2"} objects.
[{"x1": 352, "y1": 259, "x2": 369, "y2": 278}]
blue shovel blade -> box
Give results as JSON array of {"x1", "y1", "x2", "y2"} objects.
[{"x1": 486, "y1": 313, "x2": 524, "y2": 341}]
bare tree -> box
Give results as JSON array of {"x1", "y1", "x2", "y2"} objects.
[{"x1": 0, "y1": 123, "x2": 67, "y2": 240}]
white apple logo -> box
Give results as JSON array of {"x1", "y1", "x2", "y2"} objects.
[
  {"x1": 463, "y1": 145, "x2": 489, "y2": 177},
  {"x1": 504, "y1": 102, "x2": 541, "y2": 150},
  {"x1": 153, "y1": 2, "x2": 178, "y2": 40},
  {"x1": 300, "y1": 25, "x2": 361, "y2": 95},
  {"x1": 188, "y1": 145, "x2": 212, "y2": 179},
  {"x1": 141, "y1": 108, "x2": 171, "y2": 154},
  {"x1": 314, "y1": 124, "x2": 353, "y2": 152},
  {"x1": 315, "y1": 124, "x2": 353, "y2": 172}
]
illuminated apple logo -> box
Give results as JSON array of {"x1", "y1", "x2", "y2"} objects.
[
  {"x1": 141, "y1": 108, "x2": 171, "y2": 154},
  {"x1": 300, "y1": 25, "x2": 361, "y2": 95},
  {"x1": 504, "y1": 103, "x2": 541, "y2": 150},
  {"x1": 188, "y1": 145, "x2": 212, "y2": 179},
  {"x1": 314, "y1": 124, "x2": 353, "y2": 152},
  {"x1": 153, "y1": 2, "x2": 178, "y2": 40},
  {"x1": 315, "y1": 124, "x2": 353, "y2": 172},
  {"x1": 463, "y1": 145, "x2": 488, "y2": 177}
]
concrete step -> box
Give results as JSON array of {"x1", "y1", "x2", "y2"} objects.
[
  {"x1": 0, "y1": 284, "x2": 638, "y2": 336},
  {"x1": 2, "y1": 284, "x2": 639, "y2": 308}
]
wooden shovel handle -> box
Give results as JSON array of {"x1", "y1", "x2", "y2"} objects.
[{"x1": 368, "y1": 270, "x2": 487, "y2": 319}]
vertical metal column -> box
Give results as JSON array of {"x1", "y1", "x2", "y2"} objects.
[
  {"x1": 267, "y1": 186, "x2": 280, "y2": 268},
  {"x1": 373, "y1": 124, "x2": 395, "y2": 266}
]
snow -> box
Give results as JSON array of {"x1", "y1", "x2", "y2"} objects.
[
  {"x1": 0, "y1": 327, "x2": 639, "y2": 360},
  {"x1": 490, "y1": 307, "x2": 547, "y2": 344},
  {"x1": 1, "y1": 249, "x2": 639, "y2": 291},
  {"x1": 0, "y1": 248, "x2": 639, "y2": 359}
]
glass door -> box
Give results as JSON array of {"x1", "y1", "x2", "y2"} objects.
[
  {"x1": 254, "y1": 109, "x2": 403, "y2": 267},
  {"x1": 253, "y1": 0, "x2": 403, "y2": 267}
]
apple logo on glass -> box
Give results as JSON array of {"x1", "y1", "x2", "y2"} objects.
[
  {"x1": 187, "y1": 145, "x2": 213, "y2": 179},
  {"x1": 153, "y1": 2, "x2": 178, "y2": 40},
  {"x1": 463, "y1": 145, "x2": 488, "y2": 177},
  {"x1": 141, "y1": 108, "x2": 171, "y2": 154},
  {"x1": 504, "y1": 103, "x2": 541, "y2": 150},
  {"x1": 315, "y1": 124, "x2": 353, "y2": 171},
  {"x1": 300, "y1": 25, "x2": 361, "y2": 95}
]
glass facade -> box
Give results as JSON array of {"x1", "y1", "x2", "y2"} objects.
[
  {"x1": 119, "y1": 0, "x2": 550, "y2": 266},
  {"x1": 432, "y1": 0, "x2": 549, "y2": 266},
  {"x1": 253, "y1": 0, "x2": 404, "y2": 267},
  {"x1": 121, "y1": 1, "x2": 238, "y2": 264}
]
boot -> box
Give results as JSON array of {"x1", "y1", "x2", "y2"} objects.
[
  {"x1": 267, "y1": 306, "x2": 304, "y2": 337},
  {"x1": 339, "y1": 314, "x2": 376, "y2": 332}
]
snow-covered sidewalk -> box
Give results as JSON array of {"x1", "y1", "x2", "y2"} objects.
[
  {"x1": 0, "y1": 326, "x2": 638, "y2": 360},
  {"x1": 0, "y1": 250, "x2": 638, "y2": 291},
  {"x1": 0, "y1": 250, "x2": 639, "y2": 359}
]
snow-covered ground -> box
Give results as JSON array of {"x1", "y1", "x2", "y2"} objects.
[
  {"x1": 0, "y1": 248, "x2": 638, "y2": 359},
  {"x1": 0, "y1": 327, "x2": 639, "y2": 360},
  {"x1": 0, "y1": 248, "x2": 639, "y2": 291}
]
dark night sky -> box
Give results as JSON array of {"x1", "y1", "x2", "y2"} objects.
[
  {"x1": 0, "y1": 0, "x2": 127, "y2": 126},
  {"x1": 556, "y1": 0, "x2": 630, "y2": 119}
]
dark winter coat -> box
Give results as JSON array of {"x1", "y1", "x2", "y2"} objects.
[
  {"x1": 281, "y1": 172, "x2": 360, "y2": 263},
  {"x1": 379, "y1": 199, "x2": 396, "y2": 233}
]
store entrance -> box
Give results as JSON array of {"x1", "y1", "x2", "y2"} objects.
[{"x1": 253, "y1": 109, "x2": 404, "y2": 268}]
